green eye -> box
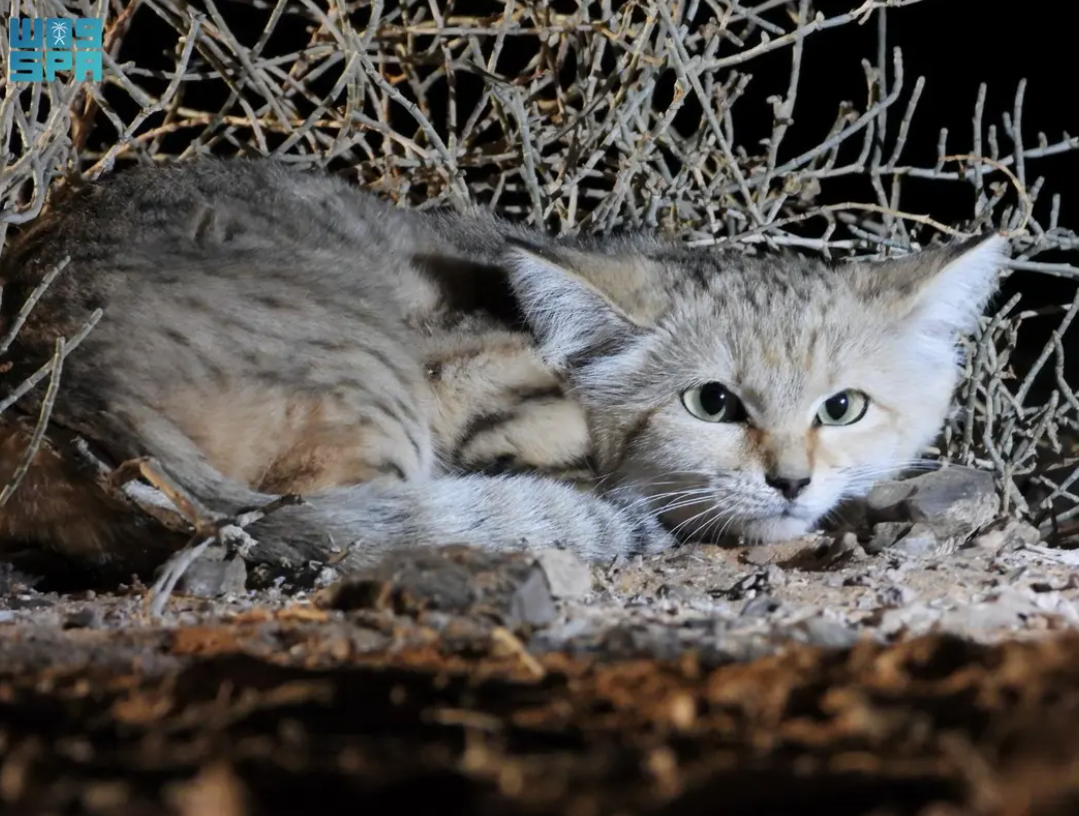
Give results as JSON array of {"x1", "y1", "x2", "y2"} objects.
[
  {"x1": 816, "y1": 390, "x2": 870, "y2": 426},
  {"x1": 681, "y1": 382, "x2": 747, "y2": 423}
]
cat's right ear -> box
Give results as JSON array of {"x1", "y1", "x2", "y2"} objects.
[{"x1": 504, "y1": 238, "x2": 644, "y2": 371}]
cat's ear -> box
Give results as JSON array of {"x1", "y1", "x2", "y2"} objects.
[
  {"x1": 504, "y1": 238, "x2": 643, "y2": 371},
  {"x1": 861, "y1": 233, "x2": 1010, "y2": 337}
]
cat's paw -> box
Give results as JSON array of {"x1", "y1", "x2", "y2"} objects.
[{"x1": 607, "y1": 496, "x2": 678, "y2": 558}]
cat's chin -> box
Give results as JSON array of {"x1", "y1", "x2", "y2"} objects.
[
  {"x1": 735, "y1": 514, "x2": 819, "y2": 544},
  {"x1": 661, "y1": 509, "x2": 819, "y2": 544}
]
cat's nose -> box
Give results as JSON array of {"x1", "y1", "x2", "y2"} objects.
[{"x1": 765, "y1": 474, "x2": 811, "y2": 500}]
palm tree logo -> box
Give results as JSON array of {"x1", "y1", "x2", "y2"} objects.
[{"x1": 48, "y1": 20, "x2": 69, "y2": 48}]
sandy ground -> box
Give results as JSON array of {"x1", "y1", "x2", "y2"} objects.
[{"x1": 3, "y1": 466, "x2": 1079, "y2": 814}]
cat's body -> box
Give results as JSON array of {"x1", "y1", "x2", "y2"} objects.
[{"x1": 0, "y1": 158, "x2": 1007, "y2": 574}]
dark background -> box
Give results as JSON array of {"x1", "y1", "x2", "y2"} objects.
[{"x1": 781, "y1": 0, "x2": 1075, "y2": 237}]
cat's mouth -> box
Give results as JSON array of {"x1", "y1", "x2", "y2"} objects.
[
  {"x1": 655, "y1": 496, "x2": 822, "y2": 544},
  {"x1": 631, "y1": 470, "x2": 830, "y2": 543}
]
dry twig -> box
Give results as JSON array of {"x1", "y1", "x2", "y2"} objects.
[{"x1": 0, "y1": 0, "x2": 1076, "y2": 548}]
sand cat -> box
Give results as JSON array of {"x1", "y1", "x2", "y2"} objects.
[{"x1": 0, "y1": 158, "x2": 1007, "y2": 574}]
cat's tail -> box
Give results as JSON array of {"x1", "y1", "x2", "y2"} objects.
[{"x1": 110, "y1": 406, "x2": 667, "y2": 571}]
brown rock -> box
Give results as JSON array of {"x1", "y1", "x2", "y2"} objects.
[{"x1": 321, "y1": 545, "x2": 558, "y2": 631}]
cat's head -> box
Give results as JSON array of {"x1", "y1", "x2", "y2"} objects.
[{"x1": 506, "y1": 232, "x2": 1009, "y2": 543}]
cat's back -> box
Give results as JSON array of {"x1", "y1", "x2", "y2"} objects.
[
  {"x1": 0, "y1": 159, "x2": 476, "y2": 487},
  {"x1": 1, "y1": 157, "x2": 429, "y2": 293},
  {"x1": 1, "y1": 159, "x2": 479, "y2": 377}
]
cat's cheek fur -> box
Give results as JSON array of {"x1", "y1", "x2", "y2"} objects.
[
  {"x1": 866, "y1": 358, "x2": 963, "y2": 473},
  {"x1": 617, "y1": 416, "x2": 748, "y2": 494}
]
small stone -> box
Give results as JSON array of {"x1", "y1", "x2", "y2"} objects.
[
  {"x1": 220, "y1": 558, "x2": 248, "y2": 593},
  {"x1": 509, "y1": 566, "x2": 558, "y2": 627},
  {"x1": 728, "y1": 567, "x2": 779, "y2": 598},
  {"x1": 889, "y1": 523, "x2": 945, "y2": 557},
  {"x1": 795, "y1": 616, "x2": 861, "y2": 648},
  {"x1": 864, "y1": 522, "x2": 913, "y2": 555},
  {"x1": 971, "y1": 529, "x2": 1007, "y2": 550},
  {"x1": 743, "y1": 547, "x2": 774, "y2": 566},
  {"x1": 63, "y1": 606, "x2": 102, "y2": 629},
  {"x1": 878, "y1": 602, "x2": 942, "y2": 637},
  {"x1": 865, "y1": 480, "x2": 917, "y2": 524},
  {"x1": 937, "y1": 591, "x2": 1042, "y2": 635},
  {"x1": 1003, "y1": 520, "x2": 1042, "y2": 547},
  {"x1": 193, "y1": 544, "x2": 228, "y2": 561},
  {"x1": 175, "y1": 556, "x2": 248, "y2": 599},
  {"x1": 764, "y1": 563, "x2": 787, "y2": 588},
  {"x1": 656, "y1": 583, "x2": 710, "y2": 606},
  {"x1": 7, "y1": 594, "x2": 51, "y2": 610},
  {"x1": 604, "y1": 554, "x2": 626, "y2": 577},
  {"x1": 878, "y1": 584, "x2": 917, "y2": 607},
  {"x1": 218, "y1": 525, "x2": 258, "y2": 557},
  {"x1": 322, "y1": 545, "x2": 558, "y2": 632},
  {"x1": 740, "y1": 594, "x2": 780, "y2": 617},
  {"x1": 903, "y1": 467, "x2": 999, "y2": 532},
  {"x1": 972, "y1": 520, "x2": 1039, "y2": 552},
  {"x1": 835, "y1": 531, "x2": 861, "y2": 556},
  {"x1": 313, "y1": 566, "x2": 340, "y2": 589},
  {"x1": 816, "y1": 532, "x2": 866, "y2": 565},
  {"x1": 534, "y1": 548, "x2": 592, "y2": 600}
]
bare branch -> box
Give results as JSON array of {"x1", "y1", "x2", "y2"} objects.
[{"x1": 1, "y1": 0, "x2": 1076, "y2": 536}]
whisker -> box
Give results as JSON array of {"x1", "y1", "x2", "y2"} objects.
[
  {"x1": 652, "y1": 495, "x2": 716, "y2": 516},
  {"x1": 616, "y1": 486, "x2": 715, "y2": 515},
  {"x1": 669, "y1": 503, "x2": 730, "y2": 540},
  {"x1": 711, "y1": 513, "x2": 741, "y2": 544},
  {"x1": 696, "y1": 507, "x2": 740, "y2": 545}
]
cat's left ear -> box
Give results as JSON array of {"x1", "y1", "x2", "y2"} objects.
[
  {"x1": 504, "y1": 238, "x2": 644, "y2": 371},
  {"x1": 861, "y1": 233, "x2": 1010, "y2": 337}
]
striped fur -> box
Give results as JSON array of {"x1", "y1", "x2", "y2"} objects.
[{"x1": 0, "y1": 158, "x2": 1007, "y2": 572}]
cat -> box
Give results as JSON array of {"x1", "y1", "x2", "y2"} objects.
[{"x1": 0, "y1": 157, "x2": 1008, "y2": 575}]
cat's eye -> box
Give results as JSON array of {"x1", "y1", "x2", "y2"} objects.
[
  {"x1": 681, "y1": 382, "x2": 747, "y2": 423},
  {"x1": 816, "y1": 389, "x2": 870, "y2": 426}
]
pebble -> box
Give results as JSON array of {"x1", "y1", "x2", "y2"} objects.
[
  {"x1": 971, "y1": 520, "x2": 1042, "y2": 551},
  {"x1": 509, "y1": 566, "x2": 559, "y2": 627},
  {"x1": 794, "y1": 616, "x2": 862, "y2": 648},
  {"x1": 865, "y1": 480, "x2": 917, "y2": 524},
  {"x1": 740, "y1": 594, "x2": 780, "y2": 617},
  {"x1": 863, "y1": 467, "x2": 1000, "y2": 545},
  {"x1": 63, "y1": 607, "x2": 103, "y2": 629},
  {"x1": 889, "y1": 523, "x2": 944, "y2": 557},
  {"x1": 903, "y1": 467, "x2": 1000, "y2": 531},
  {"x1": 176, "y1": 557, "x2": 248, "y2": 599},
  {"x1": 864, "y1": 522, "x2": 913, "y2": 555},
  {"x1": 535, "y1": 548, "x2": 593, "y2": 600}
]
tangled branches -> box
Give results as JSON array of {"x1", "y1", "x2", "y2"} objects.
[{"x1": 1, "y1": 0, "x2": 1077, "y2": 538}]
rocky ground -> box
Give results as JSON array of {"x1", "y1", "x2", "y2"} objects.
[{"x1": 3, "y1": 464, "x2": 1079, "y2": 814}]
